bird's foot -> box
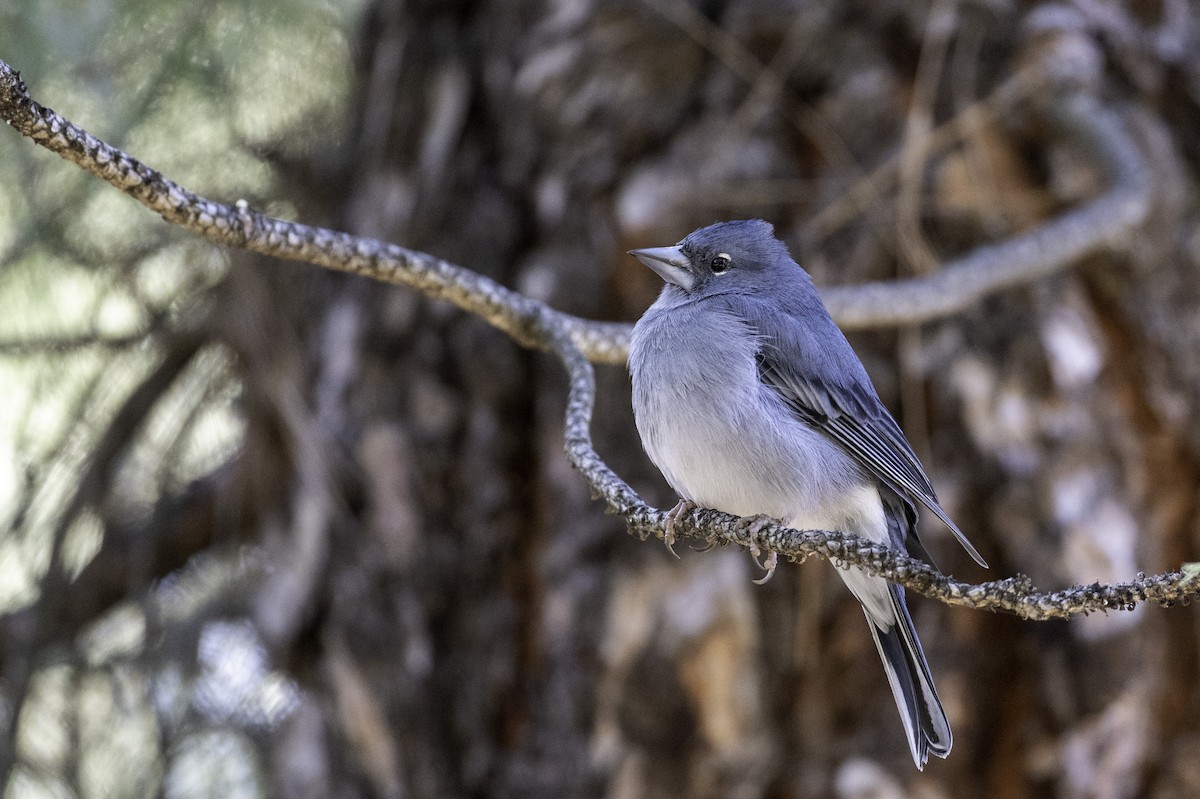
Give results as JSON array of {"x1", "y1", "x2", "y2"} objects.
[
  {"x1": 741, "y1": 515, "x2": 781, "y2": 584},
  {"x1": 662, "y1": 499, "x2": 697, "y2": 559}
]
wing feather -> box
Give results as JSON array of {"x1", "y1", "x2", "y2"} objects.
[{"x1": 754, "y1": 331, "x2": 987, "y2": 568}]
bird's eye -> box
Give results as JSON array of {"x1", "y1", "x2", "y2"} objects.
[{"x1": 710, "y1": 253, "x2": 732, "y2": 273}]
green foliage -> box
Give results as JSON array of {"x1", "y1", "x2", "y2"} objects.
[{"x1": 0, "y1": 1, "x2": 367, "y2": 796}]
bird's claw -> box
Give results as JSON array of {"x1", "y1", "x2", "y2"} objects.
[
  {"x1": 663, "y1": 499, "x2": 697, "y2": 559},
  {"x1": 751, "y1": 549, "x2": 779, "y2": 584},
  {"x1": 741, "y1": 514, "x2": 780, "y2": 584}
]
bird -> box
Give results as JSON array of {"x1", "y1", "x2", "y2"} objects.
[{"x1": 626, "y1": 219, "x2": 986, "y2": 769}]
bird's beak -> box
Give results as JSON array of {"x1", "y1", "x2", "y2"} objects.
[{"x1": 628, "y1": 245, "x2": 693, "y2": 291}]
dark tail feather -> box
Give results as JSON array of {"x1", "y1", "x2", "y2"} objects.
[{"x1": 863, "y1": 585, "x2": 952, "y2": 769}]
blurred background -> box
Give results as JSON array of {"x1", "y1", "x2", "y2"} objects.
[{"x1": 1, "y1": 0, "x2": 1199, "y2": 797}]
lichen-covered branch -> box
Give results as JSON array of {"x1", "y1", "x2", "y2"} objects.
[
  {"x1": 1, "y1": 56, "x2": 1187, "y2": 619},
  {"x1": 0, "y1": 61, "x2": 629, "y2": 365},
  {"x1": 0, "y1": 53, "x2": 1149, "y2": 349},
  {"x1": 540, "y1": 306, "x2": 1198, "y2": 620}
]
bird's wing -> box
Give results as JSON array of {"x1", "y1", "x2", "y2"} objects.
[{"x1": 747, "y1": 303, "x2": 987, "y2": 568}]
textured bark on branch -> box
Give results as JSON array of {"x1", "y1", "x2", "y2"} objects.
[{"x1": 2, "y1": 56, "x2": 1191, "y2": 620}]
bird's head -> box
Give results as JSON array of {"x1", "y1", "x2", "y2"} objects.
[{"x1": 628, "y1": 219, "x2": 794, "y2": 296}]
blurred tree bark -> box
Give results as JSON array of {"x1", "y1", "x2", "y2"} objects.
[{"x1": 3, "y1": 1, "x2": 1200, "y2": 798}]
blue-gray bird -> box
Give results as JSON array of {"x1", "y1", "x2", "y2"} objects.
[{"x1": 627, "y1": 219, "x2": 986, "y2": 769}]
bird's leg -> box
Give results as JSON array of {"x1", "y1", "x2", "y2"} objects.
[
  {"x1": 739, "y1": 514, "x2": 781, "y2": 584},
  {"x1": 662, "y1": 498, "x2": 697, "y2": 559}
]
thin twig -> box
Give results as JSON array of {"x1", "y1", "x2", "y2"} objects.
[{"x1": 895, "y1": 0, "x2": 958, "y2": 276}]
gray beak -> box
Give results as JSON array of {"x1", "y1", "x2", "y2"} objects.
[{"x1": 628, "y1": 245, "x2": 694, "y2": 291}]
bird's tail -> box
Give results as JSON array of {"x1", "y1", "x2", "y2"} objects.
[{"x1": 861, "y1": 583, "x2": 952, "y2": 769}]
